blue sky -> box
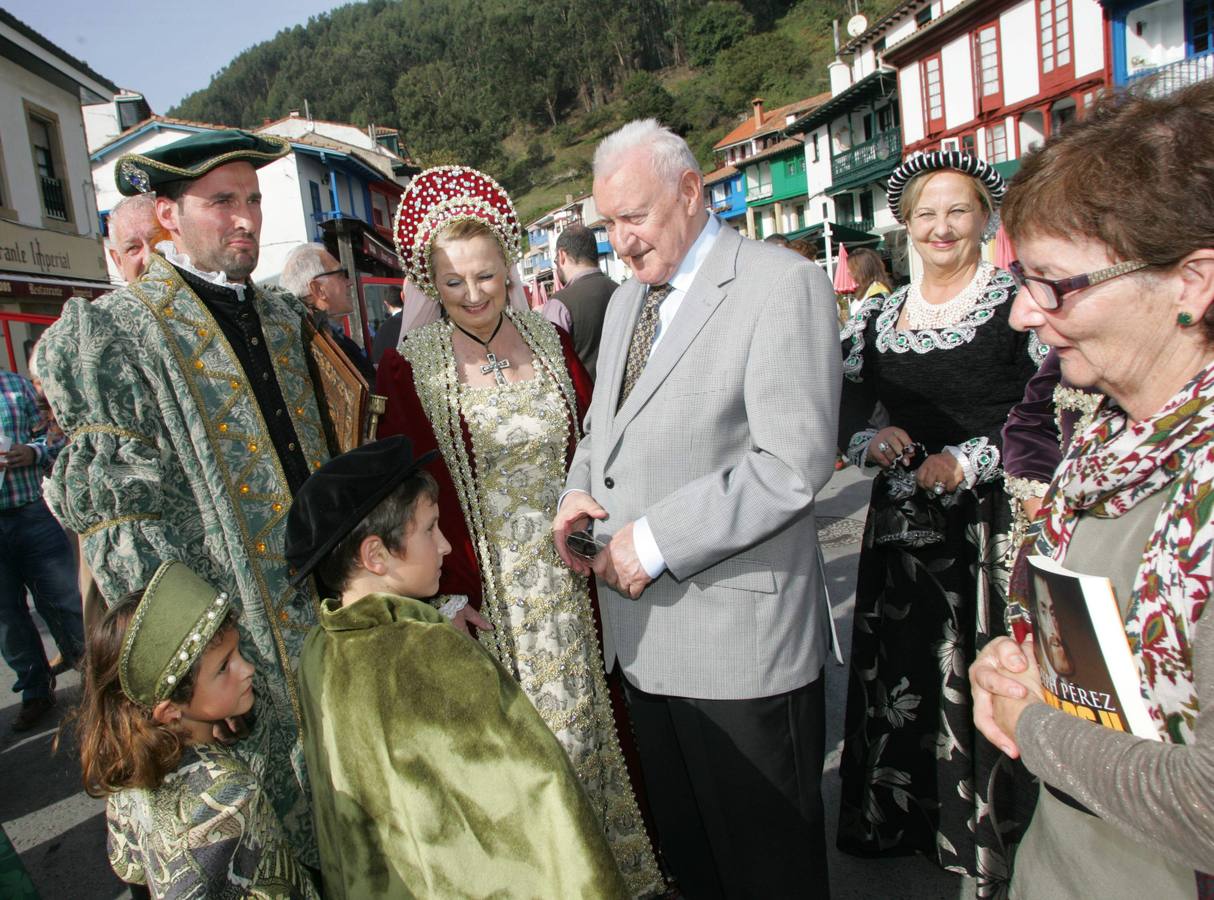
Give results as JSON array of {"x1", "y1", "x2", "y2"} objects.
[{"x1": 7, "y1": 1, "x2": 360, "y2": 113}]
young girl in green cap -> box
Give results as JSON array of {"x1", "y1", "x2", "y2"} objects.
[{"x1": 73, "y1": 561, "x2": 318, "y2": 899}]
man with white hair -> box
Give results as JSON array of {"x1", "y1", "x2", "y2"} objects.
[
  {"x1": 554, "y1": 119, "x2": 841, "y2": 897},
  {"x1": 105, "y1": 193, "x2": 168, "y2": 283},
  {"x1": 281, "y1": 242, "x2": 375, "y2": 382}
]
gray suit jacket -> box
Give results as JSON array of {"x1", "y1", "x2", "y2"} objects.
[{"x1": 565, "y1": 225, "x2": 842, "y2": 700}]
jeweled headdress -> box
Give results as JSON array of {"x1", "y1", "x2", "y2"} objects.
[{"x1": 393, "y1": 166, "x2": 522, "y2": 301}]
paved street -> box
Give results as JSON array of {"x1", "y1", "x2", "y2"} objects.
[{"x1": 2, "y1": 464, "x2": 975, "y2": 899}]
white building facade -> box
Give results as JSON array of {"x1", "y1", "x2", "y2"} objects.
[{"x1": 0, "y1": 10, "x2": 115, "y2": 374}]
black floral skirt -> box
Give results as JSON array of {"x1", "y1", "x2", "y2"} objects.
[{"x1": 837, "y1": 478, "x2": 1037, "y2": 898}]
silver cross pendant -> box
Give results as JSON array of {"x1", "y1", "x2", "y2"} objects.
[{"x1": 481, "y1": 352, "x2": 511, "y2": 386}]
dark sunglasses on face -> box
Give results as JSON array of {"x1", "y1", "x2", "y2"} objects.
[
  {"x1": 314, "y1": 268, "x2": 347, "y2": 280},
  {"x1": 1008, "y1": 258, "x2": 1149, "y2": 310}
]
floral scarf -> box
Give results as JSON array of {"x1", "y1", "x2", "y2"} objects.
[{"x1": 1017, "y1": 361, "x2": 1214, "y2": 744}]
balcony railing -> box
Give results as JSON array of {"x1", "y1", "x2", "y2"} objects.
[
  {"x1": 837, "y1": 215, "x2": 875, "y2": 234},
  {"x1": 745, "y1": 184, "x2": 773, "y2": 202},
  {"x1": 831, "y1": 127, "x2": 902, "y2": 190},
  {"x1": 40, "y1": 175, "x2": 68, "y2": 221},
  {"x1": 1126, "y1": 48, "x2": 1214, "y2": 96}
]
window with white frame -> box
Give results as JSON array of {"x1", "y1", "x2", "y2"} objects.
[
  {"x1": 746, "y1": 161, "x2": 772, "y2": 198},
  {"x1": 923, "y1": 55, "x2": 944, "y2": 130},
  {"x1": 986, "y1": 122, "x2": 1010, "y2": 162},
  {"x1": 1039, "y1": 0, "x2": 1072, "y2": 75},
  {"x1": 976, "y1": 24, "x2": 1001, "y2": 100}
]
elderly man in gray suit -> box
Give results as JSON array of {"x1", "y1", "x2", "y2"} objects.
[{"x1": 553, "y1": 119, "x2": 841, "y2": 898}]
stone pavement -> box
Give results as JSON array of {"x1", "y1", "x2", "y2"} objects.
[{"x1": 1, "y1": 464, "x2": 976, "y2": 899}]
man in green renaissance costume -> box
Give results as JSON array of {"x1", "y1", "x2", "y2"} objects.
[{"x1": 34, "y1": 130, "x2": 329, "y2": 864}]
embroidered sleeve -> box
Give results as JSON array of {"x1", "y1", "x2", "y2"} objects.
[
  {"x1": 185, "y1": 755, "x2": 320, "y2": 899},
  {"x1": 945, "y1": 436, "x2": 1002, "y2": 488},
  {"x1": 840, "y1": 295, "x2": 883, "y2": 383},
  {"x1": 105, "y1": 793, "x2": 147, "y2": 887},
  {"x1": 35, "y1": 297, "x2": 173, "y2": 604},
  {"x1": 847, "y1": 428, "x2": 878, "y2": 468}
]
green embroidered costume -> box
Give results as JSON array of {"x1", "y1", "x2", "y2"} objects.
[
  {"x1": 107, "y1": 743, "x2": 319, "y2": 899},
  {"x1": 298, "y1": 592, "x2": 628, "y2": 899},
  {"x1": 36, "y1": 253, "x2": 329, "y2": 863}
]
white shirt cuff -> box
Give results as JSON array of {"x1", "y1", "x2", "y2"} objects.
[
  {"x1": 633, "y1": 516, "x2": 667, "y2": 579},
  {"x1": 943, "y1": 445, "x2": 977, "y2": 490},
  {"x1": 558, "y1": 488, "x2": 590, "y2": 509},
  {"x1": 437, "y1": 595, "x2": 469, "y2": 620}
]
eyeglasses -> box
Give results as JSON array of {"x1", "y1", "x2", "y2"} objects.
[
  {"x1": 1008, "y1": 259, "x2": 1149, "y2": 310},
  {"x1": 314, "y1": 267, "x2": 347, "y2": 281}
]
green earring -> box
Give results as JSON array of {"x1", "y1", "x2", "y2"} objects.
[{"x1": 1179, "y1": 311, "x2": 1195, "y2": 327}]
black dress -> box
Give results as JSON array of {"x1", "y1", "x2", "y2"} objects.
[{"x1": 836, "y1": 266, "x2": 1042, "y2": 897}]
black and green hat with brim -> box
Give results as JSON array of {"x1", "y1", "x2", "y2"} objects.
[
  {"x1": 118, "y1": 561, "x2": 234, "y2": 708},
  {"x1": 115, "y1": 129, "x2": 290, "y2": 197}
]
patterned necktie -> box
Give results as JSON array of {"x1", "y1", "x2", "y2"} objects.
[{"x1": 617, "y1": 283, "x2": 672, "y2": 409}]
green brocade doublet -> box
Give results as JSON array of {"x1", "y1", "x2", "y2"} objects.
[
  {"x1": 299, "y1": 593, "x2": 627, "y2": 899},
  {"x1": 36, "y1": 253, "x2": 329, "y2": 863}
]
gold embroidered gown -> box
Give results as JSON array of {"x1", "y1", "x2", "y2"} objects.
[{"x1": 376, "y1": 311, "x2": 662, "y2": 897}]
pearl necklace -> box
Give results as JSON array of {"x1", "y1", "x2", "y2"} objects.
[{"x1": 905, "y1": 261, "x2": 995, "y2": 330}]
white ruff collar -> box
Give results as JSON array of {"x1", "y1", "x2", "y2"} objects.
[{"x1": 158, "y1": 241, "x2": 248, "y2": 301}]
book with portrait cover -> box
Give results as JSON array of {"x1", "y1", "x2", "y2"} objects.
[{"x1": 1026, "y1": 555, "x2": 1161, "y2": 740}]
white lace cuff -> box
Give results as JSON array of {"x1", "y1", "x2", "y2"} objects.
[
  {"x1": 945, "y1": 437, "x2": 1002, "y2": 489},
  {"x1": 436, "y1": 594, "x2": 469, "y2": 620},
  {"x1": 847, "y1": 429, "x2": 878, "y2": 469}
]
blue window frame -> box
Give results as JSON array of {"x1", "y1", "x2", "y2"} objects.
[{"x1": 1188, "y1": 0, "x2": 1213, "y2": 54}]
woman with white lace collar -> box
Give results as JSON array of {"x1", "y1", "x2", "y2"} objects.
[{"x1": 836, "y1": 150, "x2": 1041, "y2": 893}]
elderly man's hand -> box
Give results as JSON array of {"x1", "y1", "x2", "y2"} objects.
[
  {"x1": 592, "y1": 522, "x2": 653, "y2": 600},
  {"x1": 0, "y1": 444, "x2": 35, "y2": 470},
  {"x1": 553, "y1": 490, "x2": 608, "y2": 576},
  {"x1": 971, "y1": 636, "x2": 1044, "y2": 758}
]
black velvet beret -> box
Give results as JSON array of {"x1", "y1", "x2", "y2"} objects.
[
  {"x1": 115, "y1": 129, "x2": 290, "y2": 196},
  {"x1": 285, "y1": 436, "x2": 438, "y2": 588}
]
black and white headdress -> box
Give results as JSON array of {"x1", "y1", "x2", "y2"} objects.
[{"x1": 886, "y1": 150, "x2": 1007, "y2": 225}]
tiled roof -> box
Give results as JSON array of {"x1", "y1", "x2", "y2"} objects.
[
  {"x1": 713, "y1": 92, "x2": 832, "y2": 149},
  {"x1": 702, "y1": 164, "x2": 739, "y2": 184},
  {"x1": 738, "y1": 137, "x2": 804, "y2": 165}
]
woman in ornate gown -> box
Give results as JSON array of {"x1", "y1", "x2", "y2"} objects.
[
  {"x1": 375, "y1": 166, "x2": 661, "y2": 897},
  {"x1": 836, "y1": 151, "x2": 1042, "y2": 895}
]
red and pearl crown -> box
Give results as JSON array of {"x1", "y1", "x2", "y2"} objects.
[{"x1": 394, "y1": 165, "x2": 522, "y2": 300}]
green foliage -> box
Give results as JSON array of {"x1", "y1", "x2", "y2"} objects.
[
  {"x1": 168, "y1": 0, "x2": 907, "y2": 211},
  {"x1": 686, "y1": 2, "x2": 753, "y2": 66},
  {"x1": 621, "y1": 72, "x2": 678, "y2": 127}
]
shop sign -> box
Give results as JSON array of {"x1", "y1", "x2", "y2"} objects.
[{"x1": 0, "y1": 219, "x2": 108, "y2": 281}]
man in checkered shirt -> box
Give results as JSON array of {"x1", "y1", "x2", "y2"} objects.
[{"x1": 0, "y1": 368, "x2": 83, "y2": 732}]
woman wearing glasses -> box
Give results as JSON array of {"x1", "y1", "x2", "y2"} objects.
[
  {"x1": 972, "y1": 81, "x2": 1214, "y2": 897},
  {"x1": 836, "y1": 151, "x2": 1041, "y2": 892}
]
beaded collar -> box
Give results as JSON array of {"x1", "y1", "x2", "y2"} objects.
[
  {"x1": 905, "y1": 261, "x2": 995, "y2": 330},
  {"x1": 875, "y1": 266, "x2": 1015, "y2": 354}
]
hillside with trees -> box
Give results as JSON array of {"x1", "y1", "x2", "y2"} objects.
[{"x1": 170, "y1": 0, "x2": 900, "y2": 223}]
